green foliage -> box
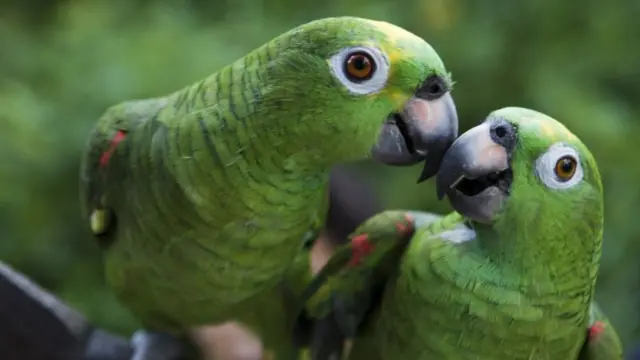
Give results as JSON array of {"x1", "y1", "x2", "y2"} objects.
[{"x1": 0, "y1": 0, "x2": 637, "y2": 345}]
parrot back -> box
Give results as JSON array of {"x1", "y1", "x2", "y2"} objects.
[{"x1": 78, "y1": 69, "x2": 329, "y2": 336}]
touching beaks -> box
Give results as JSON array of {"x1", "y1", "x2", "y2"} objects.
[{"x1": 371, "y1": 91, "x2": 458, "y2": 173}]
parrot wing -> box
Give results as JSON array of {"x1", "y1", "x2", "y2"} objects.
[
  {"x1": 294, "y1": 210, "x2": 465, "y2": 360},
  {"x1": 79, "y1": 98, "x2": 168, "y2": 248},
  {"x1": 578, "y1": 302, "x2": 623, "y2": 360}
]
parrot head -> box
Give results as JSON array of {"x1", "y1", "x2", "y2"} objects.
[
  {"x1": 434, "y1": 107, "x2": 603, "y2": 242},
  {"x1": 264, "y1": 17, "x2": 458, "y2": 180}
]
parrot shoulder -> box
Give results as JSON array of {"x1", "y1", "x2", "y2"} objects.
[
  {"x1": 294, "y1": 210, "x2": 463, "y2": 360},
  {"x1": 577, "y1": 302, "x2": 623, "y2": 360},
  {"x1": 79, "y1": 97, "x2": 169, "y2": 247}
]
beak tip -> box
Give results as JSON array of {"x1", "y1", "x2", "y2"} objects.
[
  {"x1": 435, "y1": 183, "x2": 448, "y2": 201},
  {"x1": 416, "y1": 159, "x2": 440, "y2": 184},
  {"x1": 415, "y1": 173, "x2": 431, "y2": 184}
]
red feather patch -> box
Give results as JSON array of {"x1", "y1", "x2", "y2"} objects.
[
  {"x1": 99, "y1": 130, "x2": 127, "y2": 168},
  {"x1": 348, "y1": 234, "x2": 374, "y2": 267},
  {"x1": 588, "y1": 321, "x2": 605, "y2": 341},
  {"x1": 395, "y1": 216, "x2": 414, "y2": 235},
  {"x1": 346, "y1": 214, "x2": 414, "y2": 267}
]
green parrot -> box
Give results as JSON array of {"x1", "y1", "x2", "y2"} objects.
[
  {"x1": 300, "y1": 107, "x2": 623, "y2": 360},
  {"x1": 79, "y1": 16, "x2": 459, "y2": 359}
]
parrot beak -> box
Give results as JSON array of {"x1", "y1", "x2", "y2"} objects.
[
  {"x1": 435, "y1": 118, "x2": 517, "y2": 224},
  {"x1": 371, "y1": 90, "x2": 458, "y2": 175}
]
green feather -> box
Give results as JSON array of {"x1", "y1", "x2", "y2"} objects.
[
  {"x1": 301, "y1": 107, "x2": 622, "y2": 360},
  {"x1": 78, "y1": 16, "x2": 454, "y2": 358}
]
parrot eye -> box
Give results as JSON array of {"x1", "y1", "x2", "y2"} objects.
[
  {"x1": 344, "y1": 52, "x2": 376, "y2": 82},
  {"x1": 535, "y1": 143, "x2": 583, "y2": 190},
  {"x1": 554, "y1": 156, "x2": 577, "y2": 181},
  {"x1": 329, "y1": 46, "x2": 390, "y2": 95}
]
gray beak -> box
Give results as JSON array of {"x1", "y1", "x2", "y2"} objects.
[
  {"x1": 371, "y1": 92, "x2": 458, "y2": 175},
  {"x1": 435, "y1": 118, "x2": 516, "y2": 223}
]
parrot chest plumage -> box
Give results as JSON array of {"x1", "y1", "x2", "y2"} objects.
[
  {"x1": 352, "y1": 231, "x2": 591, "y2": 360},
  {"x1": 103, "y1": 166, "x2": 327, "y2": 330}
]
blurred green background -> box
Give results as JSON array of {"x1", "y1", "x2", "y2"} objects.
[{"x1": 1, "y1": 0, "x2": 638, "y2": 349}]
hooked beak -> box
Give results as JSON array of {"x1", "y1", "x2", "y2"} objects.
[
  {"x1": 435, "y1": 118, "x2": 517, "y2": 224},
  {"x1": 371, "y1": 86, "x2": 458, "y2": 180}
]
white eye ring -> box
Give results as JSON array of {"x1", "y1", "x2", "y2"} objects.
[
  {"x1": 329, "y1": 46, "x2": 390, "y2": 96},
  {"x1": 535, "y1": 142, "x2": 584, "y2": 190}
]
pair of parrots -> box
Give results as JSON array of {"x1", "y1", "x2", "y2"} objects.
[{"x1": 79, "y1": 16, "x2": 623, "y2": 360}]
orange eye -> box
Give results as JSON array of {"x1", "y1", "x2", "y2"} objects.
[
  {"x1": 344, "y1": 52, "x2": 376, "y2": 82},
  {"x1": 554, "y1": 156, "x2": 577, "y2": 181}
]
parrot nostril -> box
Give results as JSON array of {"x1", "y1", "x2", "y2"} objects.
[
  {"x1": 428, "y1": 83, "x2": 442, "y2": 96},
  {"x1": 416, "y1": 75, "x2": 448, "y2": 100},
  {"x1": 494, "y1": 125, "x2": 507, "y2": 138},
  {"x1": 489, "y1": 120, "x2": 517, "y2": 150}
]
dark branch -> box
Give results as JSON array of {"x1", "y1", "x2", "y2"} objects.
[
  {"x1": 0, "y1": 261, "x2": 132, "y2": 360},
  {"x1": 0, "y1": 167, "x2": 380, "y2": 359}
]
